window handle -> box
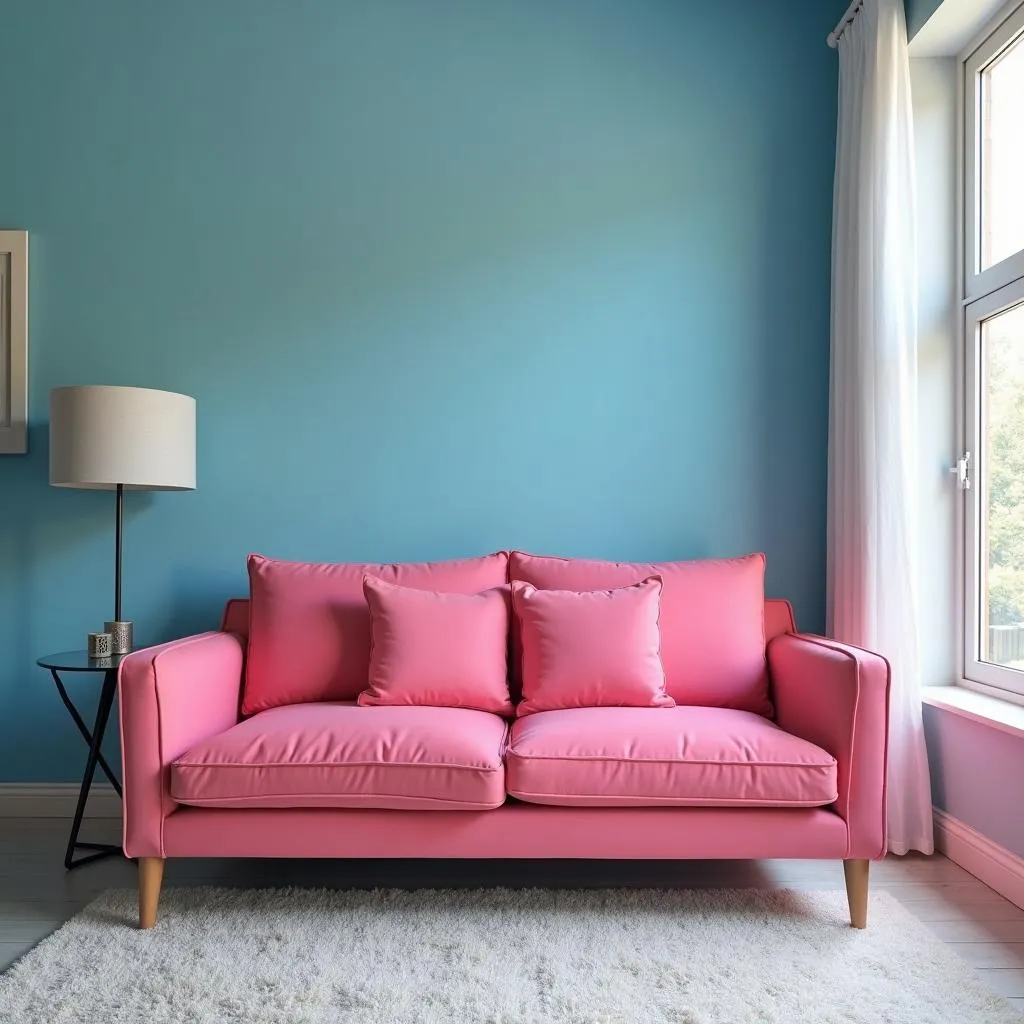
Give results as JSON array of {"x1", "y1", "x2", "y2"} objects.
[{"x1": 949, "y1": 451, "x2": 971, "y2": 490}]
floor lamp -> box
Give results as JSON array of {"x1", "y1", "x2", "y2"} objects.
[{"x1": 49, "y1": 385, "x2": 196, "y2": 653}]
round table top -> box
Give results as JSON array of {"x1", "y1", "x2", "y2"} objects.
[{"x1": 37, "y1": 650, "x2": 129, "y2": 673}]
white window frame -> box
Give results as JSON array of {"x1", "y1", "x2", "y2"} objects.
[{"x1": 959, "y1": 0, "x2": 1024, "y2": 703}]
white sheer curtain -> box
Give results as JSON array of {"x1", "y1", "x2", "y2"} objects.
[{"x1": 828, "y1": 0, "x2": 934, "y2": 855}]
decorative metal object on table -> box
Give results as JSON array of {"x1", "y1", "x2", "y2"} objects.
[
  {"x1": 105, "y1": 620, "x2": 133, "y2": 656},
  {"x1": 87, "y1": 632, "x2": 113, "y2": 658},
  {"x1": 37, "y1": 649, "x2": 129, "y2": 869}
]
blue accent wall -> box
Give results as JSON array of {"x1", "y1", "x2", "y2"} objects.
[{"x1": 0, "y1": 0, "x2": 842, "y2": 781}]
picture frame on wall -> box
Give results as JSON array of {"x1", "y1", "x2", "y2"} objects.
[{"x1": 0, "y1": 230, "x2": 28, "y2": 455}]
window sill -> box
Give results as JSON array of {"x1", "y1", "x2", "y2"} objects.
[{"x1": 922, "y1": 684, "x2": 1024, "y2": 740}]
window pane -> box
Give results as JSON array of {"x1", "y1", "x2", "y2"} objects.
[
  {"x1": 981, "y1": 301, "x2": 1024, "y2": 669},
  {"x1": 980, "y1": 32, "x2": 1024, "y2": 271}
]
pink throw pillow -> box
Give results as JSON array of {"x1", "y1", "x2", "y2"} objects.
[
  {"x1": 509, "y1": 551, "x2": 769, "y2": 716},
  {"x1": 513, "y1": 576, "x2": 673, "y2": 716},
  {"x1": 244, "y1": 552, "x2": 509, "y2": 715},
  {"x1": 358, "y1": 577, "x2": 513, "y2": 715}
]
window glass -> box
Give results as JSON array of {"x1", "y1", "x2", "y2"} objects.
[
  {"x1": 981, "y1": 301, "x2": 1024, "y2": 669},
  {"x1": 980, "y1": 32, "x2": 1024, "y2": 271}
]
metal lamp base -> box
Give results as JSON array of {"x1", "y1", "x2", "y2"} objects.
[{"x1": 104, "y1": 621, "x2": 133, "y2": 655}]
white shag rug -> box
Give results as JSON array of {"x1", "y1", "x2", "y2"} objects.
[{"x1": 0, "y1": 887, "x2": 1020, "y2": 1024}]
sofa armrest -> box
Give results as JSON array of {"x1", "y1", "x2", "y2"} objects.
[
  {"x1": 119, "y1": 631, "x2": 244, "y2": 858},
  {"x1": 768, "y1": 633, "x2": 890, "y2": 859}
]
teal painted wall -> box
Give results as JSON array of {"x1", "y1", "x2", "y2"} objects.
[
  {"x1": 0, "y1": 0, "x2": 841, "y2": 781},
  {"x1": 906, "y1": 0, "x2": 945, "y2": 38}
]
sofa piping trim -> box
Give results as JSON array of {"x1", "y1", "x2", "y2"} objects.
[
  {"x1": 171, "y1": 792, "x2": 507, "y2": 808},
  {"x1": 505, "y1": 790, "x2": 839, "y2": 806},
  {"x1": 172, "y1": 759, "x2": 506, "y2": 771},
  {"x1": 505, "y1": 753, "x2": 836, "y2": 769}
]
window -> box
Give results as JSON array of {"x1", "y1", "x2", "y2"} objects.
[{"x1": 962, "y1": 2, "x2": 1024, "y2": 699}]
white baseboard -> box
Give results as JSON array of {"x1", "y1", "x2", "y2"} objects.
[
  {"x1": 0, "y1": 783, "x2": 122, "y2": 819},
  {"x1": 933, "y1": 807, "x2": 1024, "y2": 910}
]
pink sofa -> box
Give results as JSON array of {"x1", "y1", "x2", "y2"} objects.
[{"x1": 118, "y1": 556, "x2": 890, "y2": 931}]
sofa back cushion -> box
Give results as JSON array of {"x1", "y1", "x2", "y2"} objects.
[
  {"x1": 358, "y1": 576, "x2": 513, "y2": 715},
  {"x1": 509, "y1": 551, "x2": 770, "y2": 716},
  {"x1": 243, "y1": 552, "x2": 509, "y2": 715},
  {"x1": 513, "y1": 576, "x2": 673, "y2": 716},
  {"x1": 223, "y1": 595, "x2": 797, "y2": 644}
]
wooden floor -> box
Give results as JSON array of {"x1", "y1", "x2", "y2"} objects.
[{"x1": 1, "y1": 817, "x2": 1023, "y2": 1011}]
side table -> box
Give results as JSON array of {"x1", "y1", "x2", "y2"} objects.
[{"x1": 37, "y1": 650, "x2": 127, "y2": 868}]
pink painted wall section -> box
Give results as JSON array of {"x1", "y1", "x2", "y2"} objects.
[{"x1": 922, "y1": 703, "x2": 1024, "y2": 859}]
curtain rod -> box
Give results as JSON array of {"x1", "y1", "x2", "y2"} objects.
[{"x1": 828, "y1": 0, "x2": 864, "y2": 47}]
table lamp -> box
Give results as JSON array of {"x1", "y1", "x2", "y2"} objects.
[{"x1": 49, "y1": 385, "x2": 196, "y2": 654}]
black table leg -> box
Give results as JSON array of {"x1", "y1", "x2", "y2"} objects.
[
  {"x1": 61, "y1": 668, "x2": 123, "y2": 869},
  {"x1": 50, "y1": 669, "x2": 122, "y2": 796}
]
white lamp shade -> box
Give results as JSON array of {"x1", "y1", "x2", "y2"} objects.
[{"x1": 50, "y1": 385, "x2": 196, "y2": 490}]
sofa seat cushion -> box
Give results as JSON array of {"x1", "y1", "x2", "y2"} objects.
[
  {"x1": 505, "y1": 706, "x2": 837, "y2": 807},
  {"x1": 171, "y1": 703, "x2": 509, "y2": 810}
]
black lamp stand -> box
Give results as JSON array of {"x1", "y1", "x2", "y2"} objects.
[
  {"x1": 106, "y1": 483, "x2": 132, "y2": 654},
  {"x1": 114, "y1": 482, "x2": 123, "y2": 623}
]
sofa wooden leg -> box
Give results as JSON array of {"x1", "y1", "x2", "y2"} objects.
[
  {"x1": 139, "y1": 857, "x2": 165, "y2": 929},
  {"x1": 843, "y1": 858, "x2": 869, "y2": 929}
]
